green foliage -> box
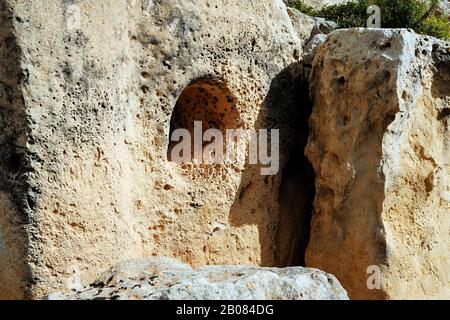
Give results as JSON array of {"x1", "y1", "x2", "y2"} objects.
[
  {"x1": 419, "y1": 14, "x2": 450, "y2": 38},
  {"x1": 315, "y1": 0, "x2": 371, "y2": 28},
  {"x1": 287, "y1": 0, "x2": 450, "y2": 39},
  {"x1": 288, "y1": 0, "x2": 316, "y2": 16}
]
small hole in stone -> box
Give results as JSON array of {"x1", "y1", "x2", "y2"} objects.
[
  {"x1": 343, "y1": 116, "x2": 350, "y2": 126},
  {"x1": 437, "y1": 108, "x2": 450, "y2": 121},
  {"x1": 163, "y1": 184, "x2": 173, "y2": 191}
]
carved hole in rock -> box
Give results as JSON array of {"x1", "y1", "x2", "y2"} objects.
[{"x1": 168, "y1": 78, "x2": 240, "y2": 166}]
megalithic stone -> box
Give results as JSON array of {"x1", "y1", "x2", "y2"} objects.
[
  {"x1": 0, "y1": 0, "x2": 306, "y2": 299},
  {"x1": 306, "y1": 28, "x2": 450, "y2": 299}
]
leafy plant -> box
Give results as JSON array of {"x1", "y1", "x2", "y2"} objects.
[
  {"x1": 315, "y1": 0, "x2": 371, "y2": 28},
  {"x1": 287, "y1": 0, "x2": 450, "y2": 39}
]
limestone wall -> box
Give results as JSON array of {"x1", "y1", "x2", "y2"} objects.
[
  {"x1": 0, "y1": 0, "x2": 304, "y2": 298},
  {"x1": 1, "y1": 0, "x2": 449, "y2": 301},
  {"x1": 307, "y1": 29, "x2": 450, "y2": 299}
]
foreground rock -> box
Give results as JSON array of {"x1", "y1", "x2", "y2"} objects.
[
  {"x1": 287, "y1": 7, "x2": 337, "y2": 44},
  {"x1": 48, "y1": 257, "x2": 349, "y2": 300},
  {"x1": 306, "y1": 28, "x2": 450, "y2": 299}
]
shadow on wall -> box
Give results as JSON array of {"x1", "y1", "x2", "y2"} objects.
[
  {"x1": 228, "y1": 62, "x2": 316, "y2": 267},
  {"x1": 432, "y1": 43, "x2": 450, "y2": 101},
  {"x1": 0, "y1": 0, "x2": 33, "y2": 299}
]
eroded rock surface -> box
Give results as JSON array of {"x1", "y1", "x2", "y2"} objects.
[
  {"x1": 1, "y1": 0, "x2": 449, "y2": 301},
  {"x1": 306, "y1": 28, "x2": 450, "y2": 299},
  {"x1": 0, "y1": 0, "x2": 307, "y2": 299},
  {"x1": 48, "y1": 257, "x2": 349, "y2": 300}
]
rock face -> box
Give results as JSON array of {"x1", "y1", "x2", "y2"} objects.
[
  {"x1": 306, "y1": 28, "x2": 450, "y2": 299},
  {"x1": 0, "y1": 1, "x2": 30, "y2": 300},
  {"x1": 48, "y1": 257, "x2": 349, "y2": 300},
  {"x1": 1, "y1": 0, "x2": 450, "y2": 301},
  {"x1": 0, "y1": 0, "x2": 309, "y2": 299},
  {"x1": 287, "y1": 7, "x2": 337, "y2": 43}
]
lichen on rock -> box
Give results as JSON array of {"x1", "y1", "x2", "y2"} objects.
[{"x1": 0, "y1": 0, "x2": 449, "y2": 301}]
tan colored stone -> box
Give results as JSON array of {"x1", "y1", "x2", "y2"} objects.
[
  {"x1": 0, "y1": 0, "x2": 304, "y2": 299},
  {"x1": 306, "y1": 28, "x2": 450, "y2": 299}
]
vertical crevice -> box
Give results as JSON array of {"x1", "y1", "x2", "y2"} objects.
[{"x1": 275, "y1": 70, "x2": 315, "y2": 267}]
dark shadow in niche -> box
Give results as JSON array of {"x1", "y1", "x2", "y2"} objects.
[
  {"x1": 228, "y1": 62, "x2": 316, "y2": 267},
  {"x1": 274, "y1": 67, "x2": 316, "y2": 267},
  {"x1": 431, "y1": 44, "x2": 450, "y2": 102},
  {"x1": 167, "y1": 77, "x2": 240, "y2": 162},
  {"x1": 0, "y1": 0, "x2": 33, "y2": 299}
]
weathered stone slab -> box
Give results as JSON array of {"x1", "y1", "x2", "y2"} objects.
[
  {"x1": 49, "y1": 257, "x2": 349, "y2": 300},
  {"x1": 306, "y1": 28, "x2": 450, "y2": 299}
]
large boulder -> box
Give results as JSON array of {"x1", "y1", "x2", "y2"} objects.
[
  {"x1": 0, "y1": 0, "x2": 305, "y2": 299},
  {"x1": 306, "y1": 28, "x2": 450, "y2": 299},
  {"x1": 48, "y1": 257, "x2": 349, "y2": 300},
  {"x1": 287, "y1": 7, "x2": 337, "y2": 44}
]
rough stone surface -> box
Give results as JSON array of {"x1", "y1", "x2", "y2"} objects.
[
  {"x1": 48, "y1": 257, "x2": 349, "y2": 300},
  {"x1": 306, "y1": 28, "x2": 450, "y2": 299},
  {"x1": 0, "y1": 0, "x2": 307, "y2": 299},
  {"x1": 2, "y1": 0, "x2": 449, "y2": 302},
  {"x1": 287, "y1": 7, "x2": 337, "y2": 45}
]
